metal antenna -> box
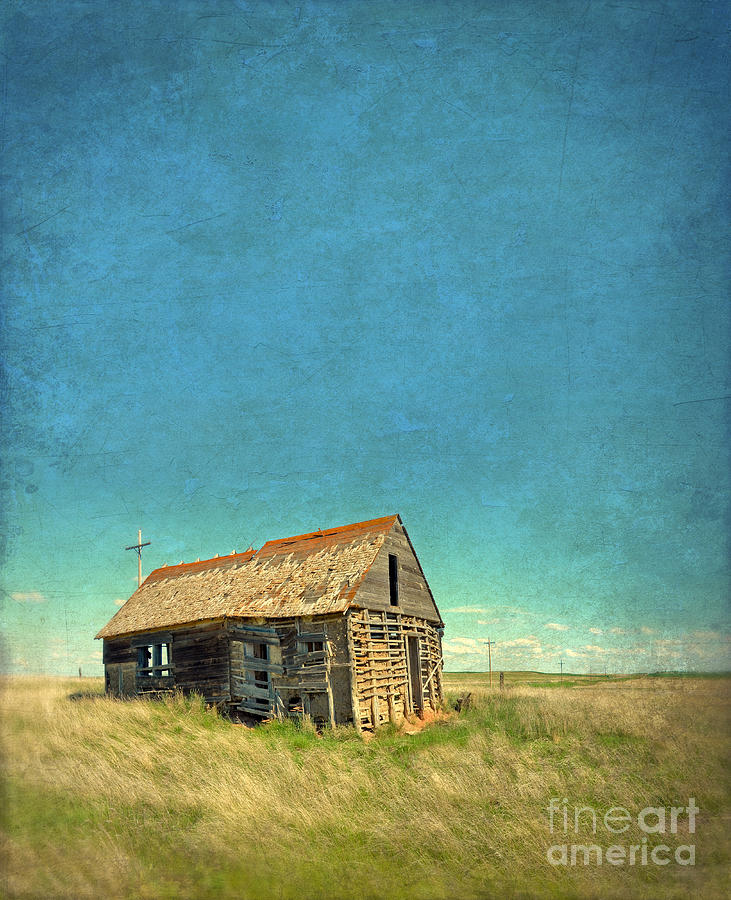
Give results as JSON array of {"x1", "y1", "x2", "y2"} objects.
[{"x1": 125, "y1": 529, "x2": 151, "y2": 587}]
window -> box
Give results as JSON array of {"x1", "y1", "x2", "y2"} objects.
[
  {"x1": 137, "y1": 642, "x2": 171, "y2": 677},
  {"x1": 370, "y1": 623, "x2": 386, "y2": 642},
  {"x1": 305, "y1": 641, "x2": 324, "y2": 654},
  {"x1": 389, "y1": 554, "x2": 399, "y2": 606}
]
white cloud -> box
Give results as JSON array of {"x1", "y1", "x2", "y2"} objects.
[
  {"x1": 501, "y1": 637, "x2": 541, "y2": 648},
  {"x1": 444, "y1": 606, "x2": 489, "y2": 615},
  {"x1": 476, "y1": 618, "x2": 500, "y2": 626},
  {"x1": 545, "y1": 622, "x2": 569, "y2": 631},
  {"x1": 11, "y1": 591, "x2": 47, "y2": 604},
  {"x1": 640, "y1": 627, "x2": 656, "y2": 635},
  {"x1": 584, "y1": 644, "x2": 608, "y2": 654},
  {"x1": 443, "y1": 637, "x2": 483, "y2": 653},
  {"x1": 114, "y1": 598, "x2": 125, "y2": 606},
  {"x1": 610, "y1": 627, "x2": 625, "y2": 635},
  {"x1": 589, "y1": 627, "x2": 603, "y2": 635}
]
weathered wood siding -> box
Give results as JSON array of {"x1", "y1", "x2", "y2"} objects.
[
  {"x1": 227, "y1": 615, "x2": 353, "y2": 725},
  {"x1": 355, "y1": 521, "x2": 441, "y2": 622},
  {"x1": 226, "y1": 620, "x2": 282, "y2": 717},
  {"x1": 103, "y1": 623, "x2": 232, "y2": 704},
  {"x1": 171, "y1": 624, "x2": 231, "y2": 702},
  {"x1": 103, "y1": 638, "x2": 136, "y2": 697}
]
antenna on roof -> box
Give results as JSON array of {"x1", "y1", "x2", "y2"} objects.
[{"x1": 125, "y1": 529, "x2": 151, "y2": 588}]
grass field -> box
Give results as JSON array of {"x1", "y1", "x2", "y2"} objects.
[{"x1": 1, "y1": 673, "x2": 729, "y2": 899}]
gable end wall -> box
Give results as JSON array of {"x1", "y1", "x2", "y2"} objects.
[{"x1": 354, "y1": 522, "x2": 441, "y2": 622}]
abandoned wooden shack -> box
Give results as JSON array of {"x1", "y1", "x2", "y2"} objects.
[{"x1": 96, "y1": 515, "x2": 444, "y2": 730}]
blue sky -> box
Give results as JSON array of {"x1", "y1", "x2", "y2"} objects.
[{"x1": 1, "y1": 0, "x2": 729, "y2": 675}]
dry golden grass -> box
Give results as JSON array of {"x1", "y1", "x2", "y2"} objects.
[{"x1": 1, "y1": 674, "x2": 729, "y2": 899}]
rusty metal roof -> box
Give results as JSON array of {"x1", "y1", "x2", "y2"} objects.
[{"x1": 96, "y1": 515, "x2": 399, "y2": 639}]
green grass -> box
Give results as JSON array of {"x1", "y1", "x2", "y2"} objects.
[{"x1": 1, "y1": 674, "x2": 729, "y2": 899}]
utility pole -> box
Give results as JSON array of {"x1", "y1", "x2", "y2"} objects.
[
  {"x1": 560, "y1": 658, "x2": 563, "y2": 682},
  {"x1": 483, "y1": 637, "x2": 495, "y2": 687},
  {"x1": 125, "y1": 529, "x2": 151, "y2": 588}
]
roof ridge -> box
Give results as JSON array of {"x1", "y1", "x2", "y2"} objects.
[
  {"x1": 139, "y1": 516, "x2": 399, "y2": 583},
  {"x1": 258, "y1": 514, "x2": 398, "y2": 554}
]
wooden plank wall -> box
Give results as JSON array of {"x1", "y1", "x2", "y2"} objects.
[
  {"x1": 226, "y1": 616, "x2": 354, "y2": 726},
  {"x1": 227, "y1": 621, "x2": 282, "y2": 717},
  {"x1": 103, "y1": 639, "x2": 136, "y2": 697},
  {"x1": 103, "y1": 624, "x2": 232, "y2": 703},
  {"x1": 167, "y1": 624, "x2": 231, "y2": 703},
  {"x1": 347, "y1": 609, "x2": 443, "y2": 730},
  {"x1": 227, "y1": 617, "x2": 333, "y2": 722}
]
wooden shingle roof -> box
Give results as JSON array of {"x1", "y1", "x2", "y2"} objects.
[{"x1": 96, "y1": 515, "x2": 399, "y2": 640}]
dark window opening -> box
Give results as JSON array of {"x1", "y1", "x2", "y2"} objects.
[
  {"x1": 137, "y1": 642, "x2": 171, "y2": 677},
  {"x1": 137, "y1": 645, "x2": 149, "y2": 672},
  {"x1": 252, "y1": 642, "x2": 270, "y2": 707},
  {"x1": 389, "y1": 554, "x2": 399, "y2": 606},
  {"x1": 305, "y1": 641, "x2": 324, "y2": 654}
]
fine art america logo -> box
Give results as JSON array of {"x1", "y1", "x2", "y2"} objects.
[{"x1": 546, "y1": 798, "x2": 697, "y2": 867}]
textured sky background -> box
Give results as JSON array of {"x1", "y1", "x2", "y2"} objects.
[{"x1": 1, "y1": 0, "x2": 729, "y2": 674}]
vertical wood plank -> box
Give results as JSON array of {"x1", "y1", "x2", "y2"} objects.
[
  {"x1": 345, "y1": 613, "x2": 362, "y2": 732},
  {"x1": 324, "y1": 624, "x2": 336, "y2": 728}
]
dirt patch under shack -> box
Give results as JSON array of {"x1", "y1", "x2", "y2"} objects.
[{"x1": 399, "y1": 706, "x2": 453, "y2": 734}]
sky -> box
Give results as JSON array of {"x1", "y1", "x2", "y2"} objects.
[{"x1": 1, "y1": 0, "x2": 729, "y2": 676}]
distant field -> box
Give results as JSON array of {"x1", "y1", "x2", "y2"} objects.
[
  {"x1": 445, "y1": 670, "x2": 731, "y2": 689},
  {"x1": 1, "y1": 674, "x2": 729, "y2": 899},
  {"x1": 444, "y1": 671, "x2": 636, "y2": 688}
]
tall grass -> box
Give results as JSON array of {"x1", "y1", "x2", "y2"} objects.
[{"x1": 1, "y1": 675, "x2": 728, "y2": 899}]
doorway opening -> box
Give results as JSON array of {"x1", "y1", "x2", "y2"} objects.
[{"x1": 406, "y1": 636, "x2": 423, "y2": 714}]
